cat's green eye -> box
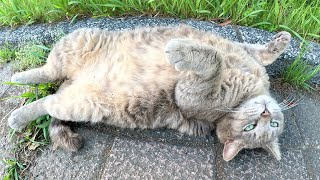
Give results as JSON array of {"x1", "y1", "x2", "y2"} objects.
[
  {"x1": 243, "y1": 123, "x2": 256, "y2": 131},
  {"x1": 270, "y1": 120, "x2": 279, "y2": 127}
]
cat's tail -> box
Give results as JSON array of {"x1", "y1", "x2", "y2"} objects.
[{"x1": 49, "y1": 118, "x2": 82, "y2": 151}]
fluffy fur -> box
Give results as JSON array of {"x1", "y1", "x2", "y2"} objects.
[{"x1": 8, "y1": 25, "x2": 291, "y2": 161}]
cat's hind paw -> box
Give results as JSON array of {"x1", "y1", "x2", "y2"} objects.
[
  {"x1": 8, "y1": 108, "x2": 29, "y2": 131},
  {"x1": 267, "y1": 31, "x2": 291, "y2": 53},
  {"x1": 11, "y1": 72, "x2": 28, "y2": 84}
]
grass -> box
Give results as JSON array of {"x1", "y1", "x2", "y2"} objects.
[
  {"x1": 0, "y1": 42, "x2": 52, "y2": 70},
  {"x1": 12, "y1": 43, "x2": 49, "y2": 71},
  {"x1": 10, "y1": 83, "x2": 57, "y2": 146},
  {"x1": 281, "y1": 44, "x2": 320, "y2": 90},
  {"x1": 1, "y1": 82, "x2": 58, "y2": 180},
  {"x1": 0, "y1": 0, "x2": 319, "y2": 42},
  {"x1": 1, "y1": 43, "x2": 57, "y2": 180},
  {"x1": 0, "y1": 45, "x2": 16, "y2": 64},
  {"x1": 2, "y1": 158, "x2": 24, "y2": 180}
]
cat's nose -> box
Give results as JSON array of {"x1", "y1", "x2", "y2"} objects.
[{"x1": 261, "y1": 109, "x2": 270, "y2": 116}]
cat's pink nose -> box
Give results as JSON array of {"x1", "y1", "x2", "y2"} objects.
[{"x1": 261, "y1": 109, "x2": 270, "y2": 116}]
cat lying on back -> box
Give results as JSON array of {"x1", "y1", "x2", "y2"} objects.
[{"x1": 8, "y1": 25, "x2": 291, "y2": 161}]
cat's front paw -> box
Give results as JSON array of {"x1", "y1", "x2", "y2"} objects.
[
  {"x1": 165, "y1": 39, "x2": 192, "y2": 71},
  {"x1": 267, "y1": 31, "x2": 291, "y2": 53},
  {"x1": 8, "y1": 108, "x2": 29, "y2": 131}
]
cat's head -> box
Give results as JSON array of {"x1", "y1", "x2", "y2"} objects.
[{"x1": 216, "y1": 95, "x2": 284, "y2": 161}]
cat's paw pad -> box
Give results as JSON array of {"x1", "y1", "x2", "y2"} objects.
[
  {"x1": 165, "y1": 39, "x2": 188, "y2": 62},
  {"x1": 268, "y1": 31, "x2": 291, "y2": 52},
  {"x1": 8, "y1": 109, "x2": 29, "y2": 131},
  {"x1": 165, "y1": 39, "x2": 194, "y2": 71}
]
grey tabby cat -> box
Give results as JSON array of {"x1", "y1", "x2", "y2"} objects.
[{"x1": 8, "y1": 25, "x2": 291, "y2": 161}]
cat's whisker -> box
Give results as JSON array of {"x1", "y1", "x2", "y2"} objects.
[
  {"x1": 247, "y1": 112, "x2": 260, "y2": 116},
  {"x1": 279, "y1": 100, "x2": 295, "y2": 109},
  {"x1": 279, "y1": 102, "x2": 294, "y2": 109},
  {"x1": 279, "y1": 99, "x2": 294, "y2": 107},
  {"x1": 214, "y1": 108, "x2": 240, "y2": 113},
  {"x1": 283, "y1": 96, "x2": 304, "y2": 110},
  {"x1": 245, "y1": 110, "x2": 258, "y2": 114},
  {"x1": 244, "y1": 107, "x2": 257, "y2": 111},
  {"x1": 272, "y1": 109, "x2": 282, "y2": 112},
  {"x1": 286, "y1": 95, "x2": 296, "y2": 102},
  {"x1": 279, "y1": 95, "x2": 296, "y2": 106},
  {"x1": 215, "y1": 106, "x2": 260, "y2": 114},
  {"x1": 281, "y1": 102, "x2": 300, "y2": 111},
  {"x1": 279, "y1": 103, "x2": 290, "y2": 109}
]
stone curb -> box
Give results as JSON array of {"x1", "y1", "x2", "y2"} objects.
[{"x1": 0, "y1": 17, "x2": 319, "y2": 84}]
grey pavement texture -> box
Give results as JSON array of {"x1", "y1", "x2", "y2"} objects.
[
  {"x1": 0, "y1": 17, "x2": 319, "y2": 84},
  {"x1": 0, "y1": 63, "x2": 319, "y2": 179},
  {"x1": 0, "y1": 17, "x2": 320, "y2": 179},
  {"x1": 0, "y1": 64, "x2": 26, "y2": 178}
]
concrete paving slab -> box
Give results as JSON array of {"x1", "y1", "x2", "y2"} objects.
[
  {"x1": 270, "y1": 88, "x2": 304, "y2": 149},
  {"x1": 28, "y1": 128, "x2": 115, "y2": 179},
  {"x1": 278, "y1": 113, "x2": 304, "y2": 149},
  {"x1": 103, "y1": 138, "x2": 215, "y2": 180},
  {"x1": 215, "y1": 145, "x2": 309, "y2": 180},
  {"x1": 304, "y1": 148, "x2": 320, "y2": 179},
  {"x1": 289, "y1": 97, "x2": 320, "y2": 146},
  {"x1": 86, "y1": 122, "x2": 218, "y2": 148}
]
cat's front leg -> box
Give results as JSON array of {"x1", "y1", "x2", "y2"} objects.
[
  {"x1": 165, "y1": 39, "x2": 224, "y2": 78},
  {"x1": 239, "y1": 31, "x2": 291, "y2": 66}
]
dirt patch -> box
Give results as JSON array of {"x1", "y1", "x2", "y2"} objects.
[{"x1": 271, "y1": 78, "x2": 320, "y2": 103}]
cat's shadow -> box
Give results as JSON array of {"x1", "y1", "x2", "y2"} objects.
[{"x1": 71, "y1": 121, "x2": 218, "y2": 150}]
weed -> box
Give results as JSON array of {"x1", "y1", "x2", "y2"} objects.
[
  {"x1": 0, "y1": 45, "x2": 16, "y2": 65},
  {"x1": 2, "y1": 158, "x2": 24, "y2": 180},
  {"x1": 3, "y1": 82, "x2": 58, "y2": 144},
  {"x1": 12, "y1": 43, "x2": 50, "y2": 71},
  {"x1": 1, "y1": 82, "x2": 58, "y2": 179},
  {"x1": 281, "y1": 43, "x2": 320, "y2": 90},
  {"x1": 1, "y1": 43, "x2": 57, "y2": 179}
]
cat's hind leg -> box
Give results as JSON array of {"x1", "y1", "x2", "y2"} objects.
[
  {"x1": 11, "y1": 67, "x2": 57, "y2": 84},
  {"x1": 10, "y1": 102, "x2": 83, "y2": 151},
  {"x1": 8, "y1": 97, "x2": 48, "y2": 130},
  {"x1": 8, "y1": 84, "x2": 106, "y2": 152},
  {"x1": 11, "y1": 48, "x2": 64, "y2": 84}
]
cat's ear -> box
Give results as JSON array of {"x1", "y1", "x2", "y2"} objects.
[
  {"x1": 263, "y1": 139, "x2": 281, "y2": 161},
  {"x1": 223, "y1": 139, "x2": 243, "y2": 161}
]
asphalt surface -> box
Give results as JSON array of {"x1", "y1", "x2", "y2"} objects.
[{"x1": 0, "y1": 17, "x2": 320, "y2": 179}]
